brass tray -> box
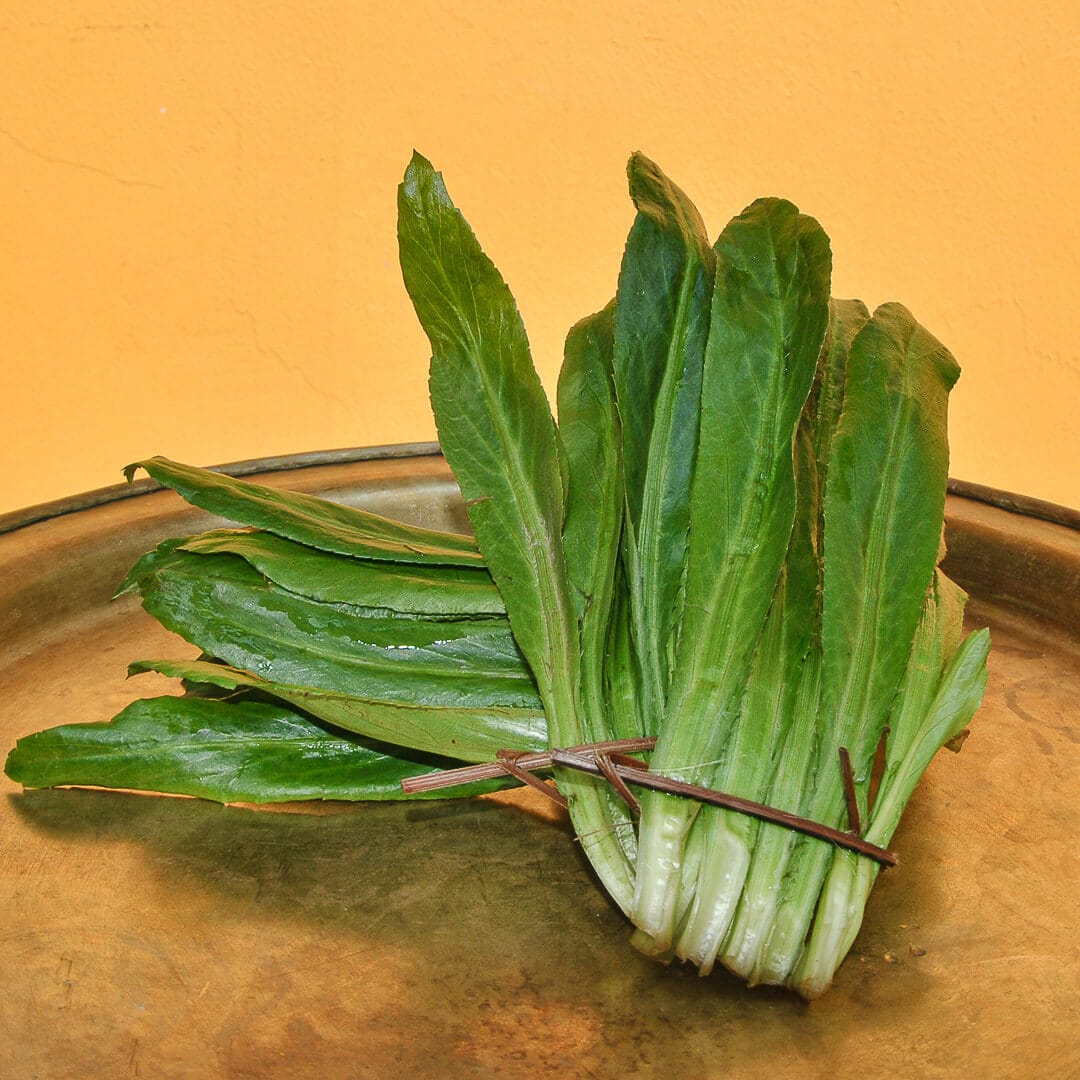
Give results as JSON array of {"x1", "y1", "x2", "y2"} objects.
[{"x1": 2, "y1": 446, "x2": 1077, "y2": 1078}]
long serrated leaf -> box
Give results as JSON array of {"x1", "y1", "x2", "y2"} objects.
[
  {"x1": 821, "y1": 303, "x2": 961, "y2": 772},
  {"x1": 612, "y1": 153, "x2": 715, "y2": 711},
  {"x1": 180, "y1": 529, "x2": 504, "y2": 616},
  {"x1": 398, "y1": 152, "x2": 635, "y2": 911},
  {"x1": 758, "y1": 306, "x2": 965, "y2": 988},
  {"x1": 5, "y1": 696, "x2": 516, "y2": 802},
  {"x1": 558, "y1": 303, "x2": 638, "y2": 862},
  {"x1": 558, "y1": 302, "x2": 621, "y2": 625},
  {"x1": 657, "y1": 198, "x2": 831, "y2": 774},
  {"x1": 811, "y1": 298, "x2": 871, "y2": 480},
  {"x1": 127, "y1": 456, "x2": 483, "y2": 566},
  {"x1": 674, "y1": 420, "x2": 824, "y2": 969},
  {"x1": 633, "y1": 197, "x2": 832, "y2": 949},
  {"x1": 129, "y1": 659, "x2": 547, "y2": 763},
  {"x1": 133, "y1": 545, "x2": 540, "y2": 709},
  {"x1": 397, "y1": 153, "x2": 577, "y2": 722},
  {"x1": 603, "y1": 567, "x2": 646, "y2": 742},
  {"x1": 558, "y1": 303, "x2": 629, "y2": 736}
]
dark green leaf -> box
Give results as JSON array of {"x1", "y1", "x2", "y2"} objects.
[
  {"x1": 132, "y1": 545, "x2": 541, "y2": 709},
  {"x1": 5, "y1": 695, "x2": 516, "y2": 802},
  {"x1": 129, "y1": 659, "x2": 547, "y2": 763},
  {"x1": 821, "y1": 303, "x2": 961, "y2": 769},
  {"x1": 179, "y1": 529, "x2": 504, "y2": 616},
  {"x1": 634, "y1": 197, "x2": 831, "y2": 950},
  {"x1": 127, "y1": 456, "x2": 483, "y2": 566},
  {"x1": 397, "y1": 153, "x2": 579, "y2": 735},
  {"x1": 653, "y1": 197, "x2": 832, "y2": 779},
  {"x1": 812, "y1": 298, "x2": 871, "y2": 481},
  {"x1": 612, "y1": 153, "x2": 715, "y2": 710}
]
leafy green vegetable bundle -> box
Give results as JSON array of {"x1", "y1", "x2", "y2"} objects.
[{"x1": 5, "y1": 153, "x2": 989, "y2": 999}]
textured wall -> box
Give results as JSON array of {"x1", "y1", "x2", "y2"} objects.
[{"x1": 2, "y1": 1, "x2": 1077, "y2": 512}]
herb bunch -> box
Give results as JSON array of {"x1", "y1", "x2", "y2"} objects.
[{"x1": 5, "y1": 153, "x2": 989, "y2": 998}]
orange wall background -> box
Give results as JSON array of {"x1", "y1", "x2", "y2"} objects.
[{"x1": 2, "y1": 1, "x2": 1077, "y2": 514}]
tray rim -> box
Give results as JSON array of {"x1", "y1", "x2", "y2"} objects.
[
  {"x1": 0, "y1": 442, "x2": 444, "y2": 536},
  {"x1": 3, "y1": 442, "x2": 1078, "y2": 537}
]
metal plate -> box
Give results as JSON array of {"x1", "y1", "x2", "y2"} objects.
[{"x1": 1, "y1": 449, "x2": 1077, "y2": 1078}]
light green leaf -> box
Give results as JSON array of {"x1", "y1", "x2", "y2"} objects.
[
  {"x1": 558, "y1": 303, "x2": 638, "y2": 861},
  {"x1": 821, "y1": 303, "x2": 961, "y2": 771},
  {"x1": 558, "y1": 302, "x2": 621, "y2": 624},
  {"x1": 398, "y1": 152, "x2": 635, "y2": 911},
  {"x1": 673, "y1": 418, "x2": 824, "y2": 969}
]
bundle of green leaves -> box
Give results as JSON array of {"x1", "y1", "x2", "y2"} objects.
[{"x1": 5, "y1": 153, "x2": 989, "y2": 998}]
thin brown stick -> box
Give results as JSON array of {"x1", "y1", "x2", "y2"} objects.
[
  {"x1": 398, "y1": 737, "x2": 656, "y2": 795},
  {"x1": 838, "y1": 747, "x2": 862, "y2": 836},
  {"x1": 550, "y1": 748, "x2": 897, "y2": 868},
  {"x1": 496, "y1": 750, "x2": 569, "y2": 809},
  {"x1": 594, "y1": 753, "x2": 641, "y2": 816},
  {"x1": 867, "y1": 726, "x2": 890, "y2": 816},
  {"x1": 401, "y1": 738, "x2": 897, "y2": 867},
  {"x1": 608, "y1": 751, "x2": 649, "y2": 772}
]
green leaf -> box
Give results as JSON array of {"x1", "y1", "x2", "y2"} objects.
[
  {"x1": 612, "y1": 153, "x2": 715, "y2": 711},
  {"x1": 129, "y1": 659, "x2": 547, "y2": 763},
  {"x1": 821, "y1": 303, "x2": 961, "y2": 771},
  {"x1": 719, "y1": 647, "x2": 824, "y2": 984},
  {"x1": 812, "y1": 298, "x2": 871, "y2": 481},
  {"x1": 558, "y1": 303, "x2": 638, "y2": 862},
  {"x1": 131, "y1": 545, "x2": 541, "y2": 709},
  {"x1": 127, "y1": 456, "x2": 483, "y2": 566},
  {"x1": 757, "y1": 305, "x2": 965, "y2": 988},
  {"x1": 865, "y1": 580, "x2": 989, "y2": 846},
  {"x1": 659, "y1": 198, "x2": 832, "y2": 775},
  {"x1": 557, "y1": 303, "x2": 630, "y2": 734},
  {"x1": 5, "y1": 695, "x2": 516, "y2": 802},
  {"x1": 673, "y1": 420, "x2": 825, "y2": 970},
  {"x1": 179, "y1": 529, "x2": 504, "y2": 616},
  {"x1": 398, "y1": 152, "x2": 635, "y2": 912},
  {"x1": 791, "y1": 614, "x2": 990, "y2": 999},
  {"x1": 397, "y1": 152, "x2": 577, "y2": 724},
  {"x1": 558, "y1": 303, "x2": 621, "y2": 622},
  {"x1": 633, "y1": 197, "x2": 832, "y2": 950},
  {"x1": 715, "y1": 299, "x2": 867, "y2": 983},
  {"x1": 603, "y1": 568, "x2": 646, "y2": 742}
]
